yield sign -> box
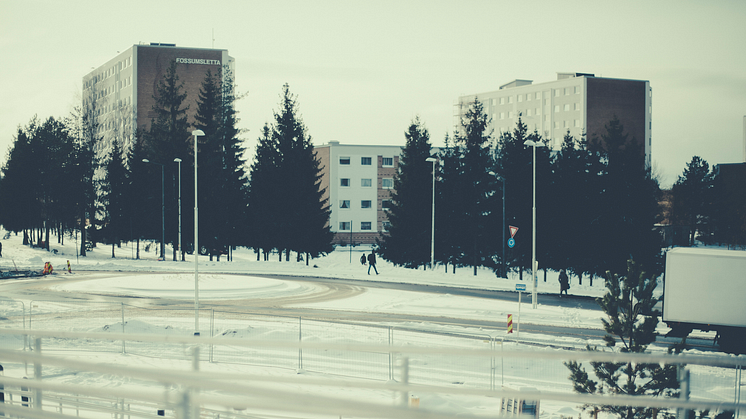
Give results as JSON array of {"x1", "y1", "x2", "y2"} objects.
[{"x1": 509, "y1": 226, "x2": 519, "y2": 238}]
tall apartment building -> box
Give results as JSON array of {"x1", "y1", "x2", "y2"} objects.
[
  {"x1": 314, "y1": 142, "x2": 402, "y2": 244},
  {"x1": 455, "y1": 73, "x2": 652, "y2": 168},
  {"x1": 82, "y1": 43, "x2": 234, "y2": 154}
]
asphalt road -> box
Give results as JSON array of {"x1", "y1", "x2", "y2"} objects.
[{"x1": 0, "y1": 270, "x2": 717, "y2": 351}]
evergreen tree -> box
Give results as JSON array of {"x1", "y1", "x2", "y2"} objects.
[
  {"x1": 193, "y1": 66, "x2": 249, "y2": 259},
  {"x1": 100, "y1": 138, "x2": 128, "y2": 257},
  {"x1": 271, "y1": 84, "x2": 332, "y2": 261},
  {"x1": 670, "y1": 156, "x2": 714, "y2": 246},
  {"x1": 246, "y1": 124, "x2": 281, "y2": 259},
  {"x1": 145, "y1": 60, "x2": 191, "y2": 257},
  {"x1": 435, "y1": 133, "x2": 464, "y2": 272},
  {"x1": 0, "y1": 123, "x2": 40, "y2": 234},
  {"x1": 590, "y1": 117, "x2": 662, "y2": 276},
  {"x1": 378, "y1": 117, "x2": 433, "y2": 268},
  {"x1": 494, "y1": 118, "x2": 548, "y2": 279},
  {"x1": 448, "y1": 98, "x2": 498, "y2": 275},
  {"x1": 565, "y1": 259, "x2": 679, "y2": 419}
]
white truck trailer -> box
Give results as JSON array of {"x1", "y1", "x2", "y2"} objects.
[{"x1": 663, "y1": 247, "x2": 746, "y2": 353}]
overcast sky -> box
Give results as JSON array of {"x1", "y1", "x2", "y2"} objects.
[{"x1": 1, "y1": 0, "x2": 744, "y2": 188}]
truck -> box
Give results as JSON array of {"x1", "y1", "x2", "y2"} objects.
[{"x1": 663, "y1": 247, "x2": 746, "y2": 353}]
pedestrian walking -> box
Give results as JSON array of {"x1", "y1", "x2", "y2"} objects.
[
  {"x1": 360, "y1": 253, "x2": 367, "y2": 265},
  {"x1": 367, "y1": 251, "x2": 379, "y2": 275},
  {"x1": 558, "y1": 269, "x2": 569, "y2": 297}
]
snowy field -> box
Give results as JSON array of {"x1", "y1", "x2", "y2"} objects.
[{"x1": 0, "y1": 229, "x2": 743, "y2": 418}]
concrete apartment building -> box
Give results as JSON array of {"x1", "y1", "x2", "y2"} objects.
[
  {"x1": 455, "y1": 73, "x2": 652, "y2": 168},
  {"x1": 314, "y1": 142, "x2": 402, "y2": 245},
  {"x1": 82, "y1": 43, "x2": 234, "y2": 154}
]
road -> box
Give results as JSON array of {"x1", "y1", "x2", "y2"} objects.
[{"x1": 0, "y1": 270, "x2": 717, "y2": 351}]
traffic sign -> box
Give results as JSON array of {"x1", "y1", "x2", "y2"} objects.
[
  {"x1": 508, "y1": 238, "x2": 515, "y2": 248},
  {"x1": 509, "y1": 226, "x2": 519, "y2": 238},
  {"x1": 515, "y1": 283, "x2": 526, "y2": 291}
]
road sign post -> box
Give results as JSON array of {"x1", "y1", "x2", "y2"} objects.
[{"x1": 515, "y1": 283, "x2": 526, "y2": 338}]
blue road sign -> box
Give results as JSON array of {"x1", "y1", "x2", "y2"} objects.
[
  {"x1": 508, "y1": 238, "x2": 515, "y2": 248},
  {"x1": 516, "y1": 283, "x2": 526, "y2": 291}
]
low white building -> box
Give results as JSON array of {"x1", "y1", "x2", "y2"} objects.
[{"x1": 314, "y1": 141, "x2": 402, "y2": 245}]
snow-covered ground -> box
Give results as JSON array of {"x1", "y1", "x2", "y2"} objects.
[{"x1": 0, "y1": 229, "x2": 742, "y2": 418}]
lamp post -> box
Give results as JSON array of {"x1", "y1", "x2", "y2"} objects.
[
  {"x1": 523, "y1": 139, "x2": 545, "y2": 309},
  {"x1": 192, "y1": 129, "x2": 205, "y2": 336},
  {"x1": 426, "y1": 157, "x2": 438, "y2": 270},
  {"x1": 142, "y1": 159, "x2": 165, "y2": 260},
  {"x1": 488, "y1": 171, "x2": 506, "y2": 278},
  {"x1": 174, "y1": 158, "x2": 183, "y2": 262}
]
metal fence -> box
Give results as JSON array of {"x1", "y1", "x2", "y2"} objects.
[{"x1": 0, "y1": 300, "x2": 743, "y2": 418}]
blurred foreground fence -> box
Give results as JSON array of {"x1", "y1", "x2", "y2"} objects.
[{"x1": 0, "y1": 300, "x2": 743, "y2": 418}]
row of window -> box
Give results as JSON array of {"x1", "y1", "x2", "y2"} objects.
[
  {"x1": 339, "y1": 199, "x2": 393, "y2": 210},
  {"x1": 340, "y1": 178, "x2": 392, "y2": 188},
  {"x1": 339, "y1": 221, "x2": 391, "y2": 231},
  {"x1": 488, "y1": 86, "x2": 581, "y2": 107},
  {"x1": 339, "y1": 156, "x2": 394, "y2": 167},
  {"x1": 339, "y1": 221, "x2": 373, "y2": 231}
]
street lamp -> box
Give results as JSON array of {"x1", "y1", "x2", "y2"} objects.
[
  {"x1": 426, "y1": 157, "x2": 438, "y2": 270},
  {"x1": 488, "y1": 171, "x2": 506, "y2": 278},
  {"x1": 192, "y1": 129, "x2": 205, "y2": 336},
  {"x1": 523, "y1": 139, "x2": 545, "y2": 309},
  {"x1": 174, "y1": 158, "x2": 183, "y2": 262},
  {"x1": 142, "y1": 159, "x2": 165, "y2": 260}
]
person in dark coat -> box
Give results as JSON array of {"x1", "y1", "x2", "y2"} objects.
[
  {"x1": 558, "y1": 269, "x2": 569, "y2": 296},
  {"x1": 360, "y1": 253, "x2": 367, "y2": 265},
  {"x1": 367, "y1": 251, "x2": 379, "y2": 275}
]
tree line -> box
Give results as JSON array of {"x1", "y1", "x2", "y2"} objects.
[
  {"x1": 0, "y1": 62, "x2": 332, "y2": 262},
  {"x1": 379, "y1": 99, "x2": 663, "y2": 282}
]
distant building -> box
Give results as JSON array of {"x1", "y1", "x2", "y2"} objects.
[
  {"x1": 82, "y1": 43, "x2": 234, "y2": 154},
  {"x1": 455, "y1": 73, "x2": 652, "y2": 168},
  {"x1": 314, "y1": 142, "x2": 402, "y2": 245}
]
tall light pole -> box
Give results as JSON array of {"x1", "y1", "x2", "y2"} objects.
[
  {"x1": 523, "y1": 139, "x2": 545, "y2": 309},
  {"x1": 174, "y1": 158, "x2": 183, "y2": 262},
  {"x1": 426, "y1": 157, "x2": 438, "y2": 270},
  {"x1": 192, "y1": 129, "x2": 205, "y2": 336},
  {"x1": 142, "y1": 159, "x2": 165, "y2": 260},
  {"x1": 488, "y1": 171, "x2": 506, "y2": 278}
]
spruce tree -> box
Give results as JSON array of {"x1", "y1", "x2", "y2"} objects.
[
  {"x1": 378, "y1": 117, "x2": 433, "y2": 268},
  {"x1": 247, "y1": 124, "x2": 281, "y2": 259},
  {"x1": 565, "y1": 259, "x2": 679, "y2": 419},
  {"x1": 435, "y1": 133, "x2": 464, "y2": 272},
  {"x1": 670, "y1": 156, "x2": 714, "y2": 246},
  {"x1": 450, "y1": 98, "x2": 498, "y2": 275},
  {"x1": 101, "y1": 138, "x2": 129, "y2": 257}
]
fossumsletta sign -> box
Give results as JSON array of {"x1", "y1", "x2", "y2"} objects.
[{"x1": 175, "y1": 58, "x2": 221, "y2": 65}]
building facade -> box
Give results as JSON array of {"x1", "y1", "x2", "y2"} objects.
[
  {"x1": 314, "y1": 142, "x2": 402, "y2": 245},
  {"x1": 82, "y1": 43, "x2": 234, "y2": 154},
  {"x1": 455, "y1": 73, "x2": 652, "y2": 168}
]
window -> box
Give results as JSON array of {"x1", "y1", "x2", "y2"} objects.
[
  {"x1": 564, "y1": 120, "x2": 569, "y2": 128},
  {"x1": 340, "y1": 178, "x2": 350, "y2": 187},
  {"x1": 554, "y1": 89, "x2": 560, "y2": 97},
  {"x1": 499, "y1": 97, "x2": 505, "y2": 105},
  {"x1": 339, "y1": 222, "x2": 350, "y2": 231},
  {"x1": 508, "y1": 111, "x2": 513, "y2": 119},
  {"x1": 508, "y1": 96, "x2": 513, "y2": 104},
  {"x1": 564, "y1": 104, "x2": 570, "y2": 111},
  {"x1": 526, "y1": 94, "x2": 531, "y2": 101},
  {"x1": 554, "y1": 122, "x2": 559, "y2": 129},
  {"x1": 574, "y1": 86, "x2": 580, "y2": 94},
  {"x1": 574, "y1": 103, "x2": 579, "y2": 111},
  {"x1": 536, "y1": 108, "x2": 540, "y2": 115},
  {"x1": 517, "y1": 94, "x2": 523, "y2": 102},
  {"x1": 382, "y1": 199, "x2": 392, "y2": 209},
  {"x1": 361, "y1": 157, "x2": 372, "y2": 165},
  {"x1": 382, "y1": 178, "x2": 393, "y2": 189},
  {"x1": 340, "y1": 157, "x2": 350, "y2": 165},
  {"x1": 361, "y1": 178, "x2": 372, "y2": 187},
  {"x1": 361, "y1": 200, "x2": 372, "y2": 209},
  {"x1": 574, "y1": 119, "x2": 580, "y2": 127},
  {"x1": 527, "y1": 109, "x2": 532, "y2": 116},
  {"x1": 536, "y1": 92, "x2": 541, "y2": 100},
  {"x1": 361, "y1": 222, "x2": 372, "y2": 231},
  {"x1": 340, "y1": 200, "x2": 350, "y2": 209},
  {"x1": 382, "y1": 157, "x2": 393, "y2": 167},
  {"x1": 500, "y1": 112, "x2": 505, "y2": 120},
  {"x1": 564, "y1": 88, "x2": 569, "y2": 95},
  {"x1": 554, "y1": 105, "x2": 560, "y2": 113},
  {"x1": 491, "y1": 98, "x2": 496, "y2": 106}
]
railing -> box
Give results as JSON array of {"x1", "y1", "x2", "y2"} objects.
[{"x1": 0, "y1": 301, "x2": 744, "y2": 418}]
